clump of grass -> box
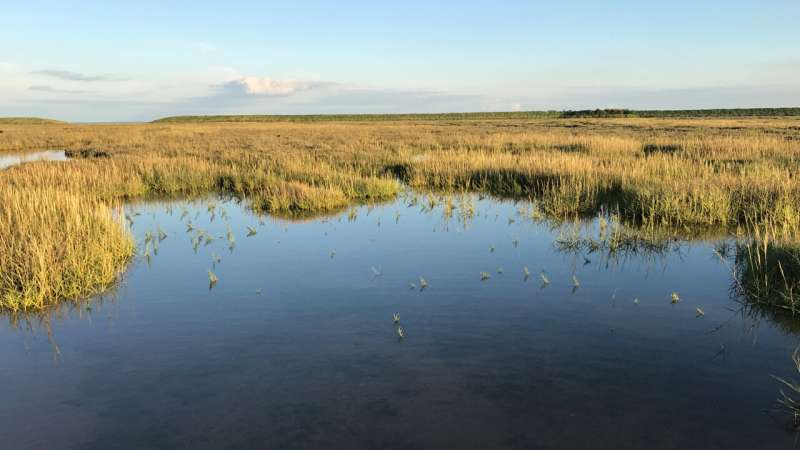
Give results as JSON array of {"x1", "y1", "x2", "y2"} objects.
[
  {"x1": 642, "y1": 143, "x2": 682, "y2": 156},
  {"x1": 419, "y1": 277, "x2": 429, "y2": 290},
  {"x1": 208, "y1": 269, "x2": 218, "y2": 289},
  {"x1": 732, "y1": 224, "x2": 800, "y2": 313},
  {"x1": 250, "y1": 181, "x2": 349, "y2": 215},
  {"x1": 540, "y1": 271, "x2": 550, "y2": 286},
  {"x1": 0, "y1": 186, "x2": 134, "y2": 312}
]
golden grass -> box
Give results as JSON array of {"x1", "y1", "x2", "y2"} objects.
[
  {"x1": 1, "y1": 116, "x2": 800, "y2": 309},
  {"x1": 0, "y1": 186, "x2": 134, "y2": 312}
]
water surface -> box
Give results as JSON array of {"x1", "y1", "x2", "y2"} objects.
[
  {"x1": 1, "y1": 195, "x2": 798, "y2": 449},
  {"x1": 0, "y1": 150, "x2": 68, "y2": 169}
]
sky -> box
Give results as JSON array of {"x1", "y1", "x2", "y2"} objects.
[{"x1": 1, "y1": 0, "x2": 798, "y2": 121}]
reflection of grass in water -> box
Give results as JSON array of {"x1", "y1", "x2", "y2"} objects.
[
  {"x1": 552, "y1": 213, "x2": 800, "y2": 319},
  {"x1": 2, "y1": 290, "x2": 121, "y2": 359},
  {"x1": 722, "y1": 222, "x2": 800, "y2": 314},
  {"x1": 553, "y1": 213, "x2": 686, "y2": 259},
  {"x1": 773, "y1": 346, "x2": 800, "y2": 431},
  {"x1": 734, "y1": 241, "x2": 800, "y2": 313}
]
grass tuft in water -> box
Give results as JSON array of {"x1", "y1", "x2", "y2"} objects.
[{"x1": 0, "y1": 187, "x2": 134, "y2": 312}]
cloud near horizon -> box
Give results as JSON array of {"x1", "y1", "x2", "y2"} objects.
[
  {"x1": 31, "y1": 69, "x2": 127, "y2": 82},
  {"x1": 28, "y1": 85, "x2": 93, "y2": 94},
  {"x1": 208, "y1": 76, "x2": 340, "y2": 100},
  {"x1": 4, "y1": 65, "x2": 800, "y2": 122},
  {"x1": 240, "y1": 77, "x2": 297, "y2": 95}
]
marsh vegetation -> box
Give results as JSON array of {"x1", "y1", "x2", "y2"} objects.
[
  {"x1": 2, "y1": 115, "x2": 800, "y2": 310},
  {"x1": 4, "y1": 114, "x2": 800, "y2": 446}
]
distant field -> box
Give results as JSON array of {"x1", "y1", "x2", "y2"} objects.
[
  {"x1": 153, "y1": 112, "x2": 561, "y2": 123},
  {"x1": 4, "y1": 109, "x2": 799, "y2": 126},
  {"x1": 0, "y1": 117, "x2": 64, "y2": 124},
  {"x1": 153, "y1": 108, "x2": 800, "y2": 123}
]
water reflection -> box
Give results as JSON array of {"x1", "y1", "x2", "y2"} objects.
[
  {"x1": 2, "y1": 193, "x2": 800, "y2": 449},
  {"x1": 733, "y1": 241, "x2": 800, "y2": 313},
  {"x1": 0, "y1": 150, "x2": 68, "y2": 169}
]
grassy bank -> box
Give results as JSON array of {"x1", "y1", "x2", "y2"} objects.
[
  {"x1": 0, "y1": 186, "x2": 134, "y2": 311},
  {"x1": 2, "y1": 116, "x2": 800, "y2": 309},
  {"x1": 0, "y1": 117, "x2": 64, "y2": 125}
]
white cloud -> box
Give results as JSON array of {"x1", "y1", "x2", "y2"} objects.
[
  {"x1": 227, "y1": 77, "x2": 316, "y2": 96},
  {"x1": 31, "y1": 69, "x2": 126, "y2": 82},
  {"x1": 28, "y1": 85, "x2": 92, "y2": 94},
  {"x1": 4, "y1": 61, "x2": 800, "y2": 121}
]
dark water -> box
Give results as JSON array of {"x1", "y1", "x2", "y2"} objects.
[{"x1": 1, "y1": 195, "x2": 799, "y2": 449}]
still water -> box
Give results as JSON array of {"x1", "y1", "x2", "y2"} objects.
[
  {"x1": 1, "y1": 195, "x2": 798, "y2": 449},
  {"x1": 0, "y1": 150, "x2": 68, "y2": 170}
]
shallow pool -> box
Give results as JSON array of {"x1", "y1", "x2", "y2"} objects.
[{"x1": 1, "y1": 195, "x2": 797, "y2": 449}]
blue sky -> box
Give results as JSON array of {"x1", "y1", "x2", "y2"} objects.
[{"x1": 1, "y1": 1, "x2": 798, "y2": 121}]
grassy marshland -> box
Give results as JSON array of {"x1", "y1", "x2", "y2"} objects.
[
  {"x1": 2, "y1": 115, "x2": 800, "y2": 310},
  {"x1": 0, "y1": 186, "x2": 134, "y2": 311}
]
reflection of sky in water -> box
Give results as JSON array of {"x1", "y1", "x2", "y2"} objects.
[
  {"x1": 0, "y1": 150, "x2": 68, "y2": 169},
  {"x1": 1, "y1": 195, "x2": 798, "y2": 449}
]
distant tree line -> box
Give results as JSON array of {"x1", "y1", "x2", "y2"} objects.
[{"x1": 634, "y1": 108, "x2": 800, "y2": 118}]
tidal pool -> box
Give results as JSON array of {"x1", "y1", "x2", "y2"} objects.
[{"x1": 1, "y1": 194, "x2": 798, "y2": 449}]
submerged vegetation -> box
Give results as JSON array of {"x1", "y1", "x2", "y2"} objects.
[{"x1": 2, "y1": 115, "x2": 800, "y2": 309}]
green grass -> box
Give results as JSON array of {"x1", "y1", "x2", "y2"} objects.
[{"x1": 0, "y1": 117, "x2": 65, "y2": 124}]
